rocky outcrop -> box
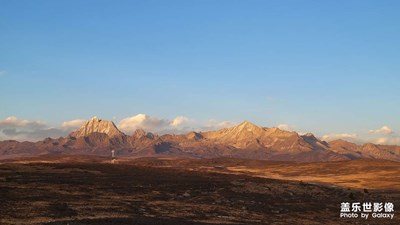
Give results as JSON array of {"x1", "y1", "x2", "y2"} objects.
[
  {"x1": 200, "y1": 121, "x2": 325, "y2": 153},
  {"x1": 328, "y1": 140, "x2": 400, "y2": 161},
  {"x1": 70, "y1": 116, "x2": 125, "y2": 138}
]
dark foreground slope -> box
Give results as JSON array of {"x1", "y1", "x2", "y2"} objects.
[{"x1": 0, "y1": 157, "x2": 399, "y2": 225}]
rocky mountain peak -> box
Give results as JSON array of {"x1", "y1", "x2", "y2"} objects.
[
  {"x1": 132, "y1": 129, "x2": 155, "y2": 139},
  {"x1": 186, "y1": 132, "x2": 203, "y2": 140},
  {"x1": 70, "y1": 117, "x2": 125, "y2": 138},
  {"x1": 133, "y1": 129, "x2": 146, "y2": 137},
  {"x1": 237, "y1": 120, "x2": 259, "y2": 130},
  {"x1": 302, "y1": 133, "x2": 318, "y2": 141},
  {"x1": 222, "y1": 121, "x2": 265, "y2": 137},
  {"x1": 361, "y1": 143, "x2": 380, "y2": 151}
]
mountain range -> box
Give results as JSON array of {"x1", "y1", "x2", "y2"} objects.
[{"x1": 1, "y1": 116, "x2": 400, "y2": 162}]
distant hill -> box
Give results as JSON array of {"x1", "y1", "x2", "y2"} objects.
[{"x1": 1, "y1": 117, "x2": 400, "y2": 162}]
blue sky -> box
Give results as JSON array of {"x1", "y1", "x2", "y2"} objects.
[{"x1": 1, "y1": 0, "x2": 400, "y2": 143}]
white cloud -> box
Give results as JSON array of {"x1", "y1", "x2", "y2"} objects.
[
  {"x1": 321, "y1": 133, "x2": 359, "y2": 142},
  {"x1": 0, "y1": 116, "x2": 46, "y2": 129},
  {"x1": 276, "y1": 124, "x2": 295, "y2": 131},
  {"x1": 2, "y1": 128, "x2": 68, "y2": 141},
  {"x1": 118, "y1": 114, "x2": 236, "y2": 134},
  {"x1": 118, "y1": 114, "x2": 169, "y2": 134},
  {"x1": 170, "y1": 116, "x2": 191, "y2": 127},
  {"x1": 321, "y1": 128, "x2": 400, "y2": 145},
  {"x1": 0, "y1": 116, "x2": 68, "y2": 141},
  {"x1": 374, "y1": 136, "x2": 400, "y2": 145},
  {"x1": 368, "y1": 126, "x2": 393, "y2": 134},
  {"x1": 61, "y1": 119, "x2": 86, "y2": 128},
  {"x1": 202, "y1": 119, "x2": 237, "y2": 131}
]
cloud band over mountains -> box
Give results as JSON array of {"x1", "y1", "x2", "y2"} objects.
[
  {"x1": 0, "y1": 116, "x2": 70, "y2": 141},
  {"x1": 0, "y1": 115, "x2": 235, "y2": 141},
  {"x1": 0, "y1": 115, "x2": 399, "y2": 145}
]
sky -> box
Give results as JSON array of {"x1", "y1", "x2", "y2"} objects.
[{"x1": 1, "y1": 0, "x2": 400, "y2": 144}]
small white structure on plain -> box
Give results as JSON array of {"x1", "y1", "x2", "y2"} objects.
[{"x1": 111, "y1": 150, "x2": 116, "y2": 164}]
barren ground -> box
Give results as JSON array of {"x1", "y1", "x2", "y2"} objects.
[{"x1": 0, "y1": 155, "x2": 398, "y2": 225}]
